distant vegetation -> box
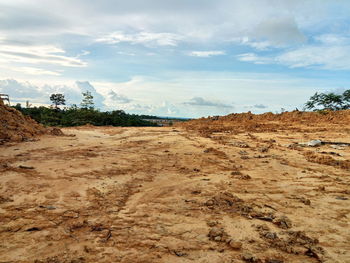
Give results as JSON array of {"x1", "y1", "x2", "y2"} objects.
[
  {"x1": 13, "y1": 92, "x2": 158, "y2": 127},
  {"x1": 305, "y1": 89, "x2": 350, "y2": 111}
]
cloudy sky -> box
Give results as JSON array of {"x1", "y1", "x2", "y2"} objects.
[{"x1": 1, "y1": 0, "x2": 350, "y2": 117}]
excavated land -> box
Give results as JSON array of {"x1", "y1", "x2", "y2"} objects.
[{"x1": 1, "y1": 111, "x2": 350, "y2": 263}]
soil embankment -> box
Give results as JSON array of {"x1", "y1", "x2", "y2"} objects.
[{"x1": 0, "y1": 100, "x2": 46, "y2": 143}]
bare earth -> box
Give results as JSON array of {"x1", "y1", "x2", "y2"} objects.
[{"x1": 0, "y1": 125, "x2": 349, "y2": 263}]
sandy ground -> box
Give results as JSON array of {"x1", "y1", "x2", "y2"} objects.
[{"x1": 0, "y1": 125, "x2": 349, "y2": 263}]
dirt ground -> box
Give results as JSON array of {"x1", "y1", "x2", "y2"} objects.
[{"x1": 0, "y1": 124, "x2": 349, "y2": 263}]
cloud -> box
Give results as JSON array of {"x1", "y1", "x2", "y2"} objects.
[
  {"x1": 237, "y1": 53, "x2": 271, "y2": 64},
  {"x1": 253, "y1": 104, "x2": 268, "y2": 109},
  {"x1": 120, "y1": 102, "x2": 179, "y2": 116},
  {"x1": 276, "y1": 45, "x2": 350, "y2": 70},
  {"x1": 117, "y1": 51, "x2": 136, "y2": 56},
  {"x1": 0, "y1": 4, "x2": 66, "y2": 31},
  {"x1": 96, "y1": 31, "x2": 183, "y2": 47},
  {"x1": 189, "y1": 51, "x2": 225, "y2": 57},
  {"x1": 254, "y1": 17, "x2": 306, "y2": 45},
  {"x1": 315, "y1": 34, "x2": 350, "y2": 45},
  {"x1": 238, "y1": 41, "x2": 350, "y2": 70},
  {"x1": 236, "y1": 38, "x2": 274, "y2": 50},
  {"x1": 184, "y1": 97, "x2": 233, "y2": 108},
  {"x1": 107, "y1": 90, "x2": 132, "y2": 104},
  {"x1": 0, "y1": 79, "x2": 43, "y2": 101},
  {"x1": 2, "y1": 66, "x2": 61, "y2": 76},
  {"x1": 233, "y1": 17, "x2": 306, "y2": 50},
  {"x1": 0, "y1": 79, "x2": 108, "y2": 108},
  {"x1": 2, "y1": 0, "x2": 343, "y2": 49},
  {"x1": 0, "y1": 42, "x2": 87, "y2": 68}
]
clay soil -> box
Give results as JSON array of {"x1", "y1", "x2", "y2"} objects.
[{"x1": 1, "y1": 116, "x2": 350, "y2": 262}]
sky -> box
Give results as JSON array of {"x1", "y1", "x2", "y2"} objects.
[{"x1": 0, "y1": 0, "x2": 350, "y2": 118}]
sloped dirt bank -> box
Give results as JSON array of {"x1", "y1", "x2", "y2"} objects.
[{"x1": 0, "y1": 99, "x2": 46, "y2": 143}]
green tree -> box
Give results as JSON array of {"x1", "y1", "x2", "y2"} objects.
[
  {"x1": 50, "y1": 94, "x2": 66, "y2": 109},
  {"x1": 80, "y1": 91, "x2": 94, "y2": 109},
  {"x1": 304, "y1": 90, "x2": 350, "y2": 111}
]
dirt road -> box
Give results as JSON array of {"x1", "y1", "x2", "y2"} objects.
[{"x1": 0, "y1": 126, "x2": 349, "y2": 262}]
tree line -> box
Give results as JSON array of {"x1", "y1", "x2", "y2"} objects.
[
  {"x1": 13, "y1": 92, "x2": 158, "y2": 127},
  {"x1": 13, "y1": 89, "x2": 350, "y2": 127}
]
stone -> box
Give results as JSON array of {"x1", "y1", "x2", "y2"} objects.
[
  {"x1": 228, "y1": 240, "x2": 242, "y2": 250},
  {"x1": 207, "y1": 221, "x2": 218, "y2": 227},
  {"x1": 300, "y1": 198, "x2": 311, "y2": 205},
  {"x1": 208, "y1": 227, "x2": 224, "y2": 240},
  {"x1": 307, "y1": 140, "x2": 322, "y2": 147},
  {"x1": 266, "y1": 260, "x2": 284, "y2": 263},
  {"x1": 264, "y1": 232, "x2": 277, "y2": 240},
  {"x1": 19, "y1": 165, "x2": 35, "y2": 169},
  {"x1": 208, "y1": 227, "x2": 229, "y2": 242},
  {"x1": 240, "y1": 174, "x2": 251, "y2": 180},
  {"x1": 258, "y1": 147, "x2": 269, "y2": 153},
  {"x1": 330, "y1": 145, "x2": 344, "y2": 150},
  {"x1": 214, "y1": 236, "x2": 222, "y2": 241},
  {"x1": 274, "y1": 216, "x2": 292, "y2": 229},
  {"x1": 335, "y1": 196, "x2": 348, "y2": 200},
  {"x1": 242, "y1": 252, "x2": 258, "y2": 262}
]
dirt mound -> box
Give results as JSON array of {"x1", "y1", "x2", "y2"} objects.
[
  {"x1": 48, "y1": 127, "x2": 65, "y2": 136},
  {"x1": 0, "y1": 99, "x2": 47, "y2": 143},
  {"x1": 220, "y1": 110, "x2": 350, "y2": 124},
  {"x1": 178, "y1": 110, "x2": 350, "y2": 135}
]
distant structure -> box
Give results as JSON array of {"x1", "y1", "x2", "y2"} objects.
[{"x1": 0, "y1": 94, "x2": 10, "y2": 106}]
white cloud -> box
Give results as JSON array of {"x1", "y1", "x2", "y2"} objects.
[
  {"x1": 276, "y1": 45, "x2": 350, "y2": 70},
  {"x1": 315, "y1": 34, "x2": 350, "y2": 45},
  {"x1": 238, "y1": 44, "x2": 350, "y2": 70},
  {"x1": 233, "y1": 36, "x2": 284, "y2": 51},
  {"x1": 184, "y1": 97, "x2": 233, "y2": 109},
  {"x1": 124, "y1": 102, "x2": 180, "y2": 116},
  {"x1": 241, "y1": 39, "x2": 273, "y2": 50},
  {"x1": 77, "y1": 50, "x2": 91, "y2": 57},
  {"x1": 1, "y1": 66, "x2": 61, "y2": 76},
  {"x1": 2, "y1": 0, "x2": 340, "y2": 50},
  {"x1": 237, "y1": 53, "x2": 271, "y2": 64},
  {"x1": 107, "y1": 90, "x2": 132, "y2": 104},
  {"x1": 189, "y1": 51, "x2": 225, "y2": 57},
  {"x1": 117, "y1": 51, "x2": 136, "y2": 56},
  {"x1": 0, "y1": 79, "x2": 43, "y2": 101},
  {"x1": 0, "y1": 43, "x2": 87, "y2": 67},
  {"x1": 96, "y1": 31, "x2": 183, "y2": 47},
  {"x1": 0, "y1": 79, "x2": 106, "y2": 107}
]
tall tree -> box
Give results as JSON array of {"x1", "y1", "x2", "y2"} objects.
[
  {"x1": 80, "y1": 91, "x2": 94, "y2": 109},
  {"x1": 50, "y1": 94, "x2": 66, "y2": 109},
  {"x1": 304, "y1": 90, "x2": 350, "y2": 111}
]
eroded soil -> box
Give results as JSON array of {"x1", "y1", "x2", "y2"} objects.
[{"x1": 0, "y1": 125, "x2": 349, "y2": 263}]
